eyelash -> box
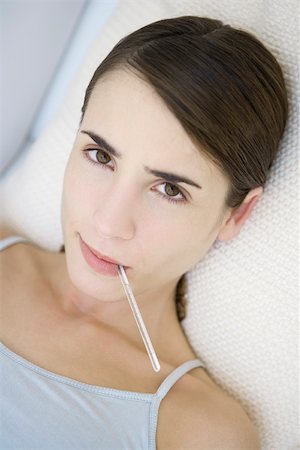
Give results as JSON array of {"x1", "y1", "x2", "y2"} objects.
[{"x1": 82, "y1": 148, "x2": 188, "y2": 205}]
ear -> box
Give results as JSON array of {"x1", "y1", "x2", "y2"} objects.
[{"x1": 217, "y1": 187, "x2": 264, "y2": 241}]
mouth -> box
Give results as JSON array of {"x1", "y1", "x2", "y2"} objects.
[{"x1": 79, "y1": 235, "x2": 129, "y2": 277}]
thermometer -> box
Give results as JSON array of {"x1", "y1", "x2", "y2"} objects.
[{"x1": 117, "y1": 265, "x2": 160, "y2": 372}]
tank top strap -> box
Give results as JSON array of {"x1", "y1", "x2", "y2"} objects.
[
  {"x1": 155, "y1": 358, "x2": 205, "y2": 400},
  {"x1": 149, "y1": 358, "x2": 206, "y2": 450},
  {"x1": 0, "y1": 235, "x2": 29, "y2": 251}
]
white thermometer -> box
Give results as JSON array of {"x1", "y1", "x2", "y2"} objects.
[{"x1": 117, "y1": 265, "x2": 160, "y2": 372}]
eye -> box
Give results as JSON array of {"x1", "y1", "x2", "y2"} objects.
[
  {"x1": 164, "y1": 183, "x2": 181, "y2": 197},
  {"x1": 154, "y1": 182, "x2": 187, "y2": 205},
  {"x1": 82, "y1": 148, "x2": 113, "y2": 170}
]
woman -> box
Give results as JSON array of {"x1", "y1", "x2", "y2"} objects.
[{"x1": 0, "y1": 16, "x2": 287, "y2": 449}]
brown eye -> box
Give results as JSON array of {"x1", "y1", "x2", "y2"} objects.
[
  {"x1": 165, "y1": 183, "x2": 180, "y2": 197},
  {"x1": 96, "y1": 149, "x2": 111, "y2": 164}
]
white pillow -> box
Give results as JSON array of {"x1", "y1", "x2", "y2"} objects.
[{"x1": 1, "y1": 1, "x2": 298, "y2": 449}]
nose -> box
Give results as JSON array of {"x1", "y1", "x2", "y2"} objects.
[{"x1": 93, "y1": 181, "x2": 137, "y2": 240}]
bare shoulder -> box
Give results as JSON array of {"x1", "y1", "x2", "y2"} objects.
[
  {"x1": 156, "y1": 370, "x2": 260, "y2": 450},
  {"x1": 0, "y1": 225, "x2": 26, "y2": 261},
  {"x1": 0, "y1": 225, "x2": 17, "y2": 240},
  {"x1": 0, "y1": 225, "x2": 16, "y2": 270},
  {"x1": 0, "y1": 225, "x2": 35, "y2": 287},
  {"x1": 180, "y1": 388, "x2": 261, "y2": 450}
]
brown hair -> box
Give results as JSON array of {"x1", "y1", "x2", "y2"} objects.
[{"x1": 79, "y1": 16, "x2": 288, "y2": 321}]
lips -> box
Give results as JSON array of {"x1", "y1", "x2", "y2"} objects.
[
  {"x1": 79, "y1": 235, "x2": 128, "y2": 276},
  {"x1": 88, "y1": 246, "x2": 122, "y2": 265}
]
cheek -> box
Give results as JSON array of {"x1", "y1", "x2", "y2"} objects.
[
  {"x1": 185, "y1": 209, "x2": 223, "y2": 265},
  {"x1": 148, "y1": 208, "x2": 220, "y2": 271}
]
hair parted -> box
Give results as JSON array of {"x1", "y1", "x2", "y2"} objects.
[{"x1": 79, "y1": 16, "x2": 288, "y2": 321}]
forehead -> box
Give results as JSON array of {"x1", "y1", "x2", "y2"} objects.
[{"x1": 80, "y1": 69, "x2": 226, "y2": 189}]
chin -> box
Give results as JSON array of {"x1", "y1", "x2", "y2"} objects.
[{"x1": 65, "y1": 245, "x2": 124, "y2": 302}]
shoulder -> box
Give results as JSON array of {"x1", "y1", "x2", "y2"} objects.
[
  {"x1": 0, "y1": 225, "x2": 36, "y2": 285},
  {"x1": 0, "y1": 226, "x2": 16, "y2": 267},
  {"x1": 0, "y1": 225, "x2": 26, "y2": 261},
  {"x1": 180, "y1": 388, "x2": 260, "y2": 449},
  {"x1": 156, "y1": 371, "x2": 260, "y2": 450},
  {"x1": 0, "y1": 225, "x2": 17, "y2": 240}
]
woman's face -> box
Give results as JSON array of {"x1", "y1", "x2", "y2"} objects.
[{"x1": 61, "y1": 69, "x2": 231, "y2": 303}]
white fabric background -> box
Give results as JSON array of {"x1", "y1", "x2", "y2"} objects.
[{"x1": 1, "y1": 1, "x2": 298, "y2": 448}]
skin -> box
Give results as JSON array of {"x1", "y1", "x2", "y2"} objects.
[{"x1": 57, "y1": 67, "x2": 263, "y2": 352}]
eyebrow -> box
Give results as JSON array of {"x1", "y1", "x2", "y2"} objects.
[{"x1": 80, "y1": 130, "x2": 202, "y2": 189}]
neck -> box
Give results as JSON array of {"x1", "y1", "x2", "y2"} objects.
[{"x1": 43, "y1": 250, "x2": 189, "y2": 360}]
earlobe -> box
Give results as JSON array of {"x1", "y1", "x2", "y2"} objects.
[{"x1": 217, "y1": 187, "x2": 263, "y2": 241}]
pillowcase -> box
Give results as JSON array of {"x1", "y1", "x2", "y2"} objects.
[{"x1": 1, "y1": 1, "x2": 298, "y2": 448}]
